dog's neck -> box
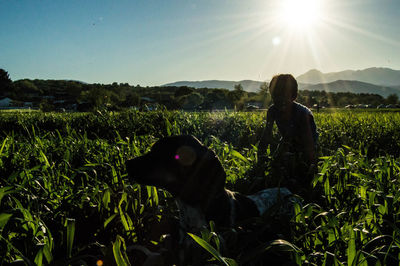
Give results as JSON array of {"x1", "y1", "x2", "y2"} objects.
[
  {"x1": 175, "y1": 190, "x2": 236, "y2": 234},
  {"x1": 175, "y1": 198, "x2": 207, "y2": 233}
]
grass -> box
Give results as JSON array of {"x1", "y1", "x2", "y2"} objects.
[{"x1": 0, "y1": 109, "x2": 399, "y2": 265}]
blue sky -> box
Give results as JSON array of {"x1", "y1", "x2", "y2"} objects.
[{"x1": 1, "y1": 0, "x2": 400, "y2": 86}]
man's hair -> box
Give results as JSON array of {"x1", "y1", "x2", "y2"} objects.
[{"x1": 269, "y1": 74, "x2": 298, "y2": 99}]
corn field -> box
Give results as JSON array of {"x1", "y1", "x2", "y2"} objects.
[{"x1": 1, "y1": 109, "x2": 400, "y2": 265}]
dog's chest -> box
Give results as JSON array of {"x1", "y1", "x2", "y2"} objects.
[{"x1": 175, "y1": 199, "x2": 207, "y2": 232}]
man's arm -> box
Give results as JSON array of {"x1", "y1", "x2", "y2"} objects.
[
  {"x1": 301, "y1": 114, "x2": 316, "y2": 165},
  {"x1": 258, "y1": 109, "x2": 275, "y2": 157}
]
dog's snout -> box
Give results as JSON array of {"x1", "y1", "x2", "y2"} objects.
[{"x1": 126, "y1": 157, "x2": 144, "y2": 180}]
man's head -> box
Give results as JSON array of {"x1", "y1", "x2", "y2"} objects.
[{"x1": 269, "y1": 74, "x2": 298, "y2": 110}]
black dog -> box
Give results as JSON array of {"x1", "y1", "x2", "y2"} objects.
[{"x1": 127, "y1": 135, "x2": 295, "y2": 232}]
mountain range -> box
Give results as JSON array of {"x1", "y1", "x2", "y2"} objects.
[
  {"x1": 297, "y1": 67, "x2": 400, "y2": 86},
  {"x1": 301, "y1": 80, "x2": 400, "y2": 97},
  {"x1": 164, "y1": 67, "x2": 400, "y2": 97},
  {"x1": 163, "y1": 80, "x2": 265, "y2": 93}
]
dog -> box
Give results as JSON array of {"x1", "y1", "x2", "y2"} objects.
[
  {"x1": 126, "y1": 135, "x2": 296, "y2": 263},
  {"x1": 127, "y1": 135, "x2": 296, "y2": 228}
]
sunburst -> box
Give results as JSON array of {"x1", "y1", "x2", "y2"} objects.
[{"x1": 278, "y1": 0, "x2": 324, "y2": 31}]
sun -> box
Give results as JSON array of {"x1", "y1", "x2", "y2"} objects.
[{"x1": 279, "y1": 0, "x2": 323, "y2": 30}]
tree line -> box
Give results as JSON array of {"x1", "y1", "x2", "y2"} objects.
[{"x1": 0, "y1": 69, "x2": 398, "y2": 111}]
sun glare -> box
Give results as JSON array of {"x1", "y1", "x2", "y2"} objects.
[{"x1": 279, "y1": 0, "x2": 323, "y2": 30}]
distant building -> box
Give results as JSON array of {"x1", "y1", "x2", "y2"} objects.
[
  {"x1": 246, "y1": 101, "x2": 263, "y2": 110},
  {"x1": 24, "y1": 102, "x2": 33, "y2": 107},
  {"x1": 0, "y1": 97, "x2": 12, "y2": 108}
]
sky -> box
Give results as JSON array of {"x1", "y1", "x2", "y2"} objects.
[{"x1": 1, "y1": 0, "x2": 400, "y2": 86}]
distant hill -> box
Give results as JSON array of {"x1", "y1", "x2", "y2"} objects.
[
  {"x1": 64, "y1": 79, "x2": 88, "y2": 84},
  {"x1": 164, "y1": 79, "x2": 400, "y2": 97},
  {"x1": 390, "y1": 85, "x2": 400, "y2": 90},
  {"x1": 302, "y1": 80, "x2": 400, "y2": 97},
  {"x1": 164, "y1": 67, "x2": 400, "y2": 96},
  {"x1": 163, "y1": 80, "x2": 265, "y2": 92},
  {"x1": 297, "y1": 67, "x2": 400, "y2": 86}
]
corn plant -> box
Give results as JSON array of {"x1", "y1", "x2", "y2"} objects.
[{"x1": 0, "y1": 109, "x2": 400, "y2": 264}]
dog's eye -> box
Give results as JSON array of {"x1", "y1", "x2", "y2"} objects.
[{"x1": 174, "y1": 146, "x2": 196, "y2": 166}]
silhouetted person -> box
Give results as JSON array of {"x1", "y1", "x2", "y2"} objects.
[{"x1": 258, "y1": 74, "x2": 318, "y2": 196}]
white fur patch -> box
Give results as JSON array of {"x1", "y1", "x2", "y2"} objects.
[
  {"x1": 175, "y1": 199, "x2": 207, "y2": 232},
  {"x1": 246, "y1": 187, "x2": 294, "y2": 215}
]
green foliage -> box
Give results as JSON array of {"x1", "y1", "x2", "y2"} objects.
[
  {"x1": 0, "y1": 69, "x2": 12, "y2": 95},
  {"x1": 0, "y1": 110, "x2": 400, "y2": 264},
  {"x1": 188, "y1": 232, "x2": 234, "y2": 266},
  {"x1": 386, "y1": 93, "x2": 399, "y2": 105},
  {"x1": 178, "y1": 92, "x2": 204, "y2": 109},
  {"x1": 4, "y1": 77, "x2": 394, "y2": 112},
  {"x1": 39, "y1": 99, "x2": 55, "y2": 112},
  {"x1": 257, "y1": 81, "x2": 271, "y2": 108}
]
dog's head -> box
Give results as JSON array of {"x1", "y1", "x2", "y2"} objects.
[{"x1": 127, "y1": 135, "x2": 226, "y2": 209}]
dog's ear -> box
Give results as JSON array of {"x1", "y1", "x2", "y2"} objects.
[{"x1": 179, "y1": 147, "x2": 226, "y2": 211}]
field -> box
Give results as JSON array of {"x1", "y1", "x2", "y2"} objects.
[{"x1": 1, "y1": 109, "x2": 400, "y2": 265}]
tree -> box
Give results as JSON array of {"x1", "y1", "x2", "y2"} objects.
[
  {"x1": 39, "y1": 99, "x2": 55, "y2": 112},
  {"x1": 258, "y1": 82, "x2": 268, "y2": 95},
  {"x1": 12, "y1": 80, "x2": 42, "y2": 100},
  {"x1": 174, "y1": 86, "x2": 194, "y2": 98},
  {"x1": 386, "y1": 94, "x2": 399, "y2": 105},
  {"x1": 228, "y1": 84, "x2": 246, "y2": 109},
  {"x1": 67, "y1": 82, "x2": 83, "y2": 98},
  {"x1": 234, "y1": 83, "x2": 244, "y2": 92},
  {"x1": 203, "y1": 89, "x2": 231, "y2": 110},
  {"x1": 179, "y1": 92, "x2": 204, "y2": 110},
  {"x1": 258, "y1": 82, "x2": 271, "y2": 108},
  {"x1": 0, "y1": 69, "x2": 12, "y2": 96},
  {"x1": 301, "y1": 95, "x2": 318, "y2": 107},
  {"x1": 79, "y1": 87, "x2": 112, "y2": 109},
  {"x1": 122, "y1": 92, "x2": 140, "y2": 107},
  {"x1": 229, "y1": 84, "x2": 245, "y2": 101}
]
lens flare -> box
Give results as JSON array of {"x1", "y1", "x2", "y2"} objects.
[{"x1": 272, "y1": 36, "x2": 281, "y2": 46}]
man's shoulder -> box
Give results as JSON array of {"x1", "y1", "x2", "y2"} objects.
[
  {"x1": 267, "y1": 104, "x2": 277, "y2": 111},
  {"x1": 267, "y1": 105, "x2": 278, "y2": 115},
  {"x1": 293, "y1": 102, "x2": 313, "y2": 116}
]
